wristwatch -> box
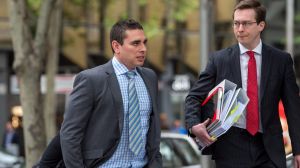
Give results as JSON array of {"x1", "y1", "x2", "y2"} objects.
[{"x1": 188, "y1": 127, "x2": 196, "y2": 138}]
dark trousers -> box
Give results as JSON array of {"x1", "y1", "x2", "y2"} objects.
[{"x1": 212, "y1": 127, "x2": 278, "y2": 168}]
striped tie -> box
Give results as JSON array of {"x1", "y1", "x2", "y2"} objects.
[{"x1": 126, "y1": 71, "x2": 142, "y2": 155}]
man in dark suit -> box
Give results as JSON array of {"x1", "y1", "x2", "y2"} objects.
[
  {"x1": 60, "y1": 19, "x2": 162, "y2": 168},
  {"x1": 185, "y1": 1, "x2": 300, "y2": 168}
]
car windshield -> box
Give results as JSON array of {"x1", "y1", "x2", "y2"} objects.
[{"x1": 160, "y1": 137, "x2": 200, "y2": 168}]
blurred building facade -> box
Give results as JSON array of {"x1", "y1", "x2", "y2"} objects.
[{"x1": 0, "y1": 0, "x2": 300, "y2": 145}]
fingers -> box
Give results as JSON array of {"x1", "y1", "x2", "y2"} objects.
[
  {"x1": 294, "y1": 160, "x2": 299, "y2": 168},
  {"x1": 294, "y1": 155, "x2": 300, "y2": 168},
  {"x1": 203, "y1": 118, "x2": 211, "y2": 127},
  {"x1": 197, "y1": 135, "x2": 216, "y2": 146},
  {"x1": 205, "y1": 135, "x2": 217, "y2": 145},
  {"x1": 191, "y1": 121, "x2": 215, "y2": 146},
  {"x1": 210, "y1": 136, "x2": 217, "y2": 142}
]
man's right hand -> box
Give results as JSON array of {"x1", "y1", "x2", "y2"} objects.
[{"x1": 191, "y1": 119, "x2": 215, "y2": 146}]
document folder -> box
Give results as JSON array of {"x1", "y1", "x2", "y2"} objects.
[{"x1": 196, "y1": 79, "x2": 249, "y2": 151}]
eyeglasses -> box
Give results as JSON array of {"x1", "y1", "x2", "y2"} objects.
[{"x1": 233, "y1": 21, "x2": 257, "y2": 28}]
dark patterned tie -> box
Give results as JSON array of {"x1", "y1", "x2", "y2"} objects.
[
  {"x1": 246, "y1": 51, "x2": 259, "y2": 135},
  {"x1": 126, "y1": 71, "x2": 142, "y2": 155}
]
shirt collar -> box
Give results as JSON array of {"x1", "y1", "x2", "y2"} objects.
[
  {"x1": 112, "y1": 56, "x2": 137, "y2": 76},
  {"x1": 239, "y1": 39, "x2": 262, "y2": 55}
]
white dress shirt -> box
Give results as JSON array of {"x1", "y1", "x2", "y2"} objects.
[{"x1": 233, "y1": 40, "x2": 263, "y2": 133}]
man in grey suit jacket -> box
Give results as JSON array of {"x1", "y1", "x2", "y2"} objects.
[
  {"x1": 185, "y1": 1, "x2": 300, "y2": 168},
  {"x1": 60, "y1": 19, "x2": 162, "y2": 168}
]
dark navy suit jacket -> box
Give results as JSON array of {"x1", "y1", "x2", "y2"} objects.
[{"x1": 185, "y1": 43, "x2": 300, "y2": 168}]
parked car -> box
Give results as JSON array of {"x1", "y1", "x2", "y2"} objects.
[
  {"x1": 0, "y1": 132, "x2": 293, "y2": 168},
  {"x1": 0, "y1": 149, "x2": 24, "y2": 168},
  {"x1": 160, "y1": 132, "x2": 202, "y2": 168}
]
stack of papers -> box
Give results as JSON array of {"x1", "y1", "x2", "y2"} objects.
[{"x1": 196, "y1": 79, "x2": 249, "y2": 150}]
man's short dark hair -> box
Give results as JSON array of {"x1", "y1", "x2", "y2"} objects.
[
  {"x1": 110, "y1": 19, "x2": 144, "y2": 53},
  {"x1": 233, "y1": 0, "x2": 266, "y2": 24}
]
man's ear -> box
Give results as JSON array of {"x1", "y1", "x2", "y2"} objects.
[
  {"x1": 112, "y1": 40, "x2": 121, "y2": 54},
  {"x1": 258, "y1": 21, "x2": 266, "y2": 32}
]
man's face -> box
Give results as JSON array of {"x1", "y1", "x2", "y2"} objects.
[
  {"x1": 112, "y1": 29, "x2": 147, "y2": 70},
  {"x1": 233, "y1": 9, "x2": 265, "y2": 50}
]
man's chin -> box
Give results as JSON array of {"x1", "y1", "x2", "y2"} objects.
[
  {"x1": 136, "y1": 61, "x2": 145, "y2": 66},
  {"x1": 238, "y1": 40, "x2": 248, "y2": 46}
]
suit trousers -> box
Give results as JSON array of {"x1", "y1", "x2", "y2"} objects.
[{"x1": 212, "y1": 127, "x2": 278, "y2": 168}]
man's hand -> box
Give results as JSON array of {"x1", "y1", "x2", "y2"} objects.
[
  {"x1": 191, "y1": 119, "x2": 215, "y2": 146},
  {"x1": 294, "y1": 154, "x2": 300, "y2": 168}
]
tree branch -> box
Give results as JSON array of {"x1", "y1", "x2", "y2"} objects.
[
  {"x1": 34, "y1": 0, "x2": 57, "y2": 68},
  {"x1": 7, "y1": 0, "x2": 34, "y2": 73}
]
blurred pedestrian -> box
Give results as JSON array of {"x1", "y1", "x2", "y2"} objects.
[
  {"x1": 60, "y1": 19, "x2": 162, "y2": 168},
  {"x1": 2, "y1": 121, "x2": 20, "y2": 156},
  {"x1": 159, "y1": 113, "x2": 170, "y2": 131},
  {"x1": 171, "y1": 119, "x2": 187, "y2": 135},
  {"x1": 185, "y1": 0, "x2": 300, "y2": 168}
]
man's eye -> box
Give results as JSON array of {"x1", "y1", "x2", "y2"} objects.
[{"x1": 233, "y1": 22, "x2": 240, "y2": 27}]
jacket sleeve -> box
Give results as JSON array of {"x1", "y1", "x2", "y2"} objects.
[
  {"x1": 60, "y1": 72, "x2": 94, "y2": 168},
  {"x1": 281, "y1": 54, "x2": 300, "y2": 155},
  {"x1": 185, "y1": 53, "x2": 217, "y2": 130}
]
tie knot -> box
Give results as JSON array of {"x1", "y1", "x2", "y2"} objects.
[
  {"x1": 246, "y1": 51, "x2": 255, "y2": 58},
  {"x1": 126, "y1": 71, "x2": 136, "y2": 79}
]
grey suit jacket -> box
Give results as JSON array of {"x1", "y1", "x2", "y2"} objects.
[
  {"x1": 60, "y1": 60, "x2": 162, "y2": 168},
  {"x1": 185, "y1": 43, "x2": 300, "y2": 168}
]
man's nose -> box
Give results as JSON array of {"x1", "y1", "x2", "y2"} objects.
[
  {"x1": 140, "y1": 43, "x2": 147, "y2": 52},
  {"x1": 237, "y1": 24, "x2": 245, "y2": 31}
]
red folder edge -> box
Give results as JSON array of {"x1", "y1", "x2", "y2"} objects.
[
  {"x1": 201, "y1": 87, "x2": 223, "y2": 122},
  {"x1": 201, "y1": 87, "x2": 223, "y2": 106}
]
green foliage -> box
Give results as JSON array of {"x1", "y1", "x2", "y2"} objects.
[
  {"x1": 172, "y1": 0, "x2": 199, "y2": 22},
  {"x1": 295, "y1": 36, "x2": 300, "y2": 45},
  {"x1": 277, "y1": 12, "x2": 300, "y2": 45},
  {"x1": 295, "y1": 12, "x2": 300, "y2": 45},
  {"x1": 27, "y1": 0, "x2": 42, "y2": 15},
  {"x1": 115, "y1": 0, "x2": 200, "y2": 38},
  {"x1": 70, "y1": 0, "x2": 84, "y2": 6},
  {"x1": 142, "y1": 18, "x2": 161, "y2": 38},
  {"x1": 138, "y1": 0, "x2": 147, "y2": 6},
  {"x1": 25, "y1": 0, "x2": 41, "y2": 36},
  {"x1": 295, "y1": 13, "x2": 300, "y2": 23}
]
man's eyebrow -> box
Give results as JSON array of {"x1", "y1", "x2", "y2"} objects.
[
  {"x1": 233, "y1": 20, "x2": 254, "y2": 22},
  {"x1": 130, "y1": 38, "x2": 148, "y2": 44},
  {"x1": 130, "y1": 39, "x2": 141, "y2": 43},
  {"x1": 144, "y1": 38, "x2": 148, "y2": 44}
]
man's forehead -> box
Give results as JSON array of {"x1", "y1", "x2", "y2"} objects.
[
  {"x1": 234, "y1": 9, "x2": 256, "y2": 19},
  {"x1": 124, "y1": 29, "x2": 144, "y2": 35},
  {"x1": 124, "y1": 30, "x2": 146, "y2": 40}
]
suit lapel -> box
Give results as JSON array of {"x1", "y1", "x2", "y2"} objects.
[
  {"x1": 230, "y1": 43, "x2": 271, "y2": 104},
  {"x1": 260, "y1": 44, "x2": 272, "y2": 104},
  {"x1": 105, "y1": 61, "x2": 124, "y2": 132},
  {"x1": 231, "y1": 45, "x2": 243, "y2": 88}
]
